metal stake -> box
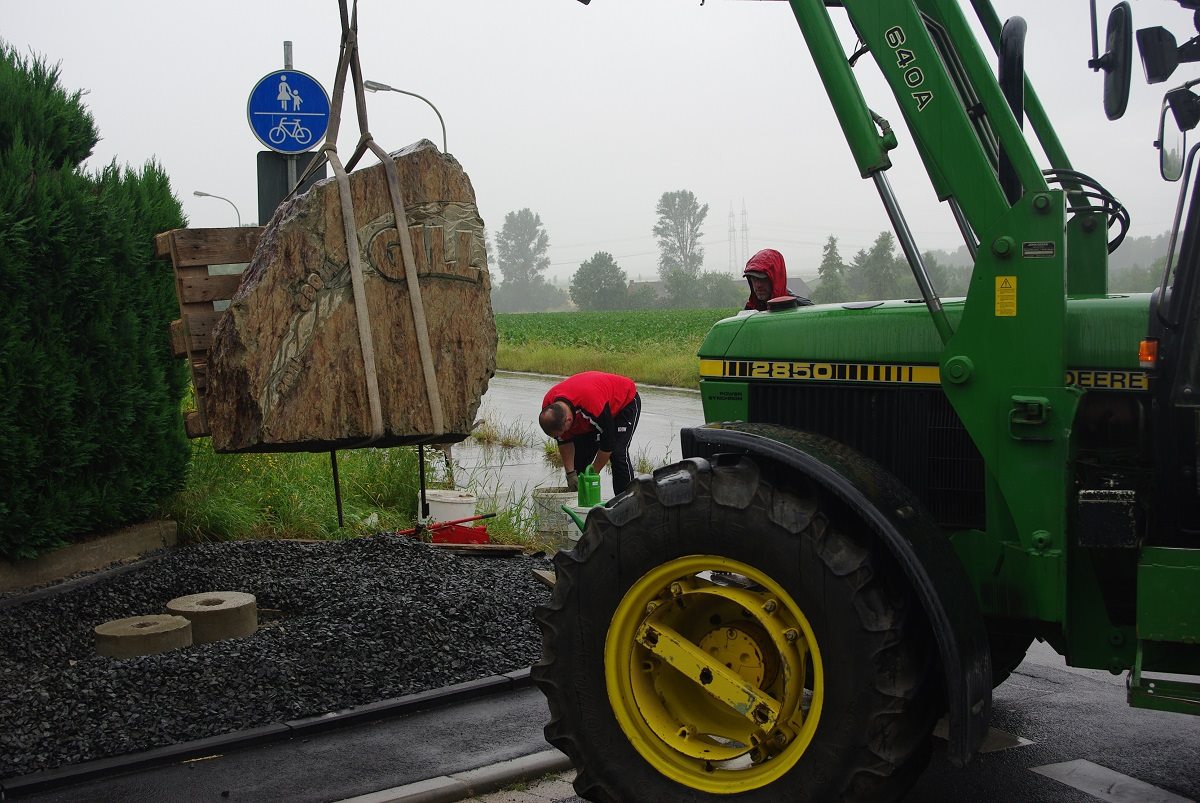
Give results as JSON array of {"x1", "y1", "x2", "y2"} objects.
[
  {"x1": 418, "y1": 445, "x2": 429, "y2": 521},
  {"x1": 330, "y1": 450, "x2": 344, "y2": 528}
]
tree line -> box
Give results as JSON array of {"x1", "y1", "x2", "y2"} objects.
[
  {"x1": 490, "y1": 195, "x2": 1169, "y2": 313},
  {"x1": 489, "y1": 190, "x2": 745, "y2": 313},
  {"x1": 812, "y1": 231, "x2": 972, "y2": 304}
]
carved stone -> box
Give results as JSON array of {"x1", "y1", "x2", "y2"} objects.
[{"x1": 206, "y1": 140, "x2": 496, "y2": 453}]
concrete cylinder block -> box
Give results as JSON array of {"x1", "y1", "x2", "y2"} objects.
[
  {"x1": 166, "y1": 591, "x2": 258, "y2": 644},
  {"x1": 95, "y1": 614, "x2": 192, "y2": 658}
]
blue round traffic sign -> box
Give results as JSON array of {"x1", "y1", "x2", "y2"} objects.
[{"x1": 247, "y1": 69, "x2": 330, "y2": 154}]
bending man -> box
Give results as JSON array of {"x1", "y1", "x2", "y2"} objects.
[{"x1": 539, "y1": 371, "x2": 642, "y2": 496}]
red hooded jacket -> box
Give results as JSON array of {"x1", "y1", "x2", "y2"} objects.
[{"x1": 743, "y1": 248, "x2": 795, "y2": 311}]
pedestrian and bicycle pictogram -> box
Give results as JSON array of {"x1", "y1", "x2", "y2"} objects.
[{"x1": 247, "y1": 69, "x2": 330, "y2": 154}]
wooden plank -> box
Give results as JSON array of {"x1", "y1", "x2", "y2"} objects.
[
  {"x1": 192, "y1": 361, "x2": 208, "y2": 393},
  {"x1": 428, "y1": 543, "x2": 525, "y2": 557},
  {"x1": 169, "y1": 320, "x2": 187, "y2": 358},
  {"x1": 183, "y1": 411, "x2": 210, "y2": 439},
  {"x1": 179, "y1": 273, "x2": 242, "y2": 304},
  {"x1": 169, "y1": 319, "x2": 216, "y2": 356},
  {"x1": 157, "y1": 227, "x2": 264, "y2": 267},
  {"x1": 154, "y1": 230, "x2": 175, "y2": 259},
  {"x1": 184, "y1": 310, "x2": 224, "y2": 337}
]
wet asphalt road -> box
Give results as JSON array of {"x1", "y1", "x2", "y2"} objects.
[
  {"x1": 477, "y1": 642, "x2": 1200, "y2": 803},
  {"x1": 19, "y1": 643, "x2": 1198, "y2": 802}
]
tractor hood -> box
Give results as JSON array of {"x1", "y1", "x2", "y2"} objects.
[{"x1": 699, "y1": 294, "x2": 1153, "y2": 370}]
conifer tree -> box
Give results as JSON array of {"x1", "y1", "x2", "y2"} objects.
[
  {"x1": 0, "y1": 46, "x2": 187, "y2": 558},
  {"x1": 812, "y1": 235, "x2": 848, "y2": 303}
]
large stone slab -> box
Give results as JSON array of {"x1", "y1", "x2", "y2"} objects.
[{"x1": 207, "y1": 140, "x2": 496, "y2": 453}]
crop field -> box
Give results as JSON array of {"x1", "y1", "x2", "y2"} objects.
[
  {"x1": 495, "y1": 308, "x2": 736, "y2": 388},
  {"x1": 497, "y1": 309, "x2": 732, "y2": 350}
]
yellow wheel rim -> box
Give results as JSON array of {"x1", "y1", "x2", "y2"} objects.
[{"x1": 605, "y1": 555, "x2": 824, "y2": 794}]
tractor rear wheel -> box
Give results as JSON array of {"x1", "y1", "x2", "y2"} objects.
[{"x1": 533, "y1": 455, "x2": 940, "y2": 802}]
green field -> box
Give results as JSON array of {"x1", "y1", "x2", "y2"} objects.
[{"x1": 495, "y1": 308, "x2": 734, "y2": 387}]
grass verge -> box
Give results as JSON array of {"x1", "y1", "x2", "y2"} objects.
[
  {"x1": 163, "y1": 439, "x2": 428, "y2": 543},
  {"x1": 497, "y1": 344, "x2": 698, "y2": 388}
]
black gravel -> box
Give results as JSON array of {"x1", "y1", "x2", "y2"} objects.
[{"x1": 0, "y1": 536, "x2": 552, "y2": 780}]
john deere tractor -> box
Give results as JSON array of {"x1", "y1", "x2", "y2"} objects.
[{"x1": 534, "y1": 1, "x2": 1200, "y2": 800}]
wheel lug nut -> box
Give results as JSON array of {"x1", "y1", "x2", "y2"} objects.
[
  {"x1": 784, "y1": 628, "x2": 799, "y2": 643},
  {"x1": 762, "y1": 599, "x2": 778, "y2": 614},
  {"x1": 669, "y1": 583, "x2": 683, "y2": 598}
]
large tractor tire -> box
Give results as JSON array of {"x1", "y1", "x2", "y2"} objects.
[{"x1": 533, "y1": 455, "x2": 941, "y2": 802}]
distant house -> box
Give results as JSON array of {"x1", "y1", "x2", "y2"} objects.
[
  {"x1": 627, "y1": 279, "x2": 669, "y2": 300},
  {"x1": 790, "y1": 276, "x2": 814, "y2": 298}
]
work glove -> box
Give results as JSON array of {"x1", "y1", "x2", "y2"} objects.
[{"x1": 565, "y1": 469, "x2": 578, "y2": 491}]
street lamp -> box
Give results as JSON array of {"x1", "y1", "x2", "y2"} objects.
[
  {"x1": 364, "y1": 80, "x2": 448, "y2": 154},
  {"x1": 193, "y1": 190, "x2": 242, "y2": 227}
]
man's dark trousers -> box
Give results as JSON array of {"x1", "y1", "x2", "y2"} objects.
[{"x1": 569, "y1": 393, "x2": 642, "y2": 495}]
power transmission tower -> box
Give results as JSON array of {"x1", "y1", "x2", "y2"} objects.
[
  {"x1": 740, "y1": 200, "x2": 749, "y2": 265},
  {"x1": 728, "y1": 205, "x2": 737, "y2": 272}
]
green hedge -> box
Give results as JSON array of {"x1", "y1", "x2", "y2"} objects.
[{"x1": 0, "y1": 45, "x2": 188, "y2": 559}]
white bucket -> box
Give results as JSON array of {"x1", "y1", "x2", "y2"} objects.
[
  {"x1": 565, "y1": 504, "x2": 592, "y2": 549},
  {"x1": 531, "y1": 487, "x2": 577, "y2": 546},
  {"x1": 422, "y1": 489, "x2": 477, "y2": 524}
]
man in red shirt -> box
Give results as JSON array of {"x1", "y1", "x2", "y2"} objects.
[{"x1": 539, "y1": 371, "x2": 641, "y2": 495}]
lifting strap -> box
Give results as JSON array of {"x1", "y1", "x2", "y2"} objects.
[{"x1": 294, "y1": 0, "x2": 446, "y2": 440}]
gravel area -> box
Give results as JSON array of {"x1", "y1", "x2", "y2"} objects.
[{"x1": 0, "y1": 536, "x2": 552, "y2": 780}]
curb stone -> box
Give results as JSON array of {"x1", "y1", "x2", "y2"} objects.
[{"x1": 334, "y1": 749, "x2": 574, "y2": 803}]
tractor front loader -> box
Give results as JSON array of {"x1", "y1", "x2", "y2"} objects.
[{"x1": 535, "y1": 1, "x2": 1200, "y2": 800}]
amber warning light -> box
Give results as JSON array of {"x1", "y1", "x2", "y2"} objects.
[{"x1": 1139, "y1": 339, "x2": 1159, "y2": 369}]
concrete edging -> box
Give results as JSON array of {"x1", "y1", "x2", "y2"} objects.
[
  {"x1": 335, "y1": 749, "x2": 574, "y2": 803},
  {"x1": 0, "y1": 520, "x2": 178, "y2": 594},
  {"x1": 0, "y1": 668, "x2": 535, "y2": 798}
]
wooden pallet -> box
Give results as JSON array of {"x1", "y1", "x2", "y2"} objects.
[
  {"x1": 155, "y1": 227, "x2": 264, "y2": 438},
  {"x1": 428, "y1": 543, "x2": 526, "y2": 557}
]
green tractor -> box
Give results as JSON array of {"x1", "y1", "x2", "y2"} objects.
[{"x1": 534, "y1": 0, "x2": 1200, "y2": 799}]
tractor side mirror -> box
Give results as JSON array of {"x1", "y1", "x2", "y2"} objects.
[
  {"x1": 1159, "y1": 97, "x2": 1188, "y2": 181},
  {"x1": 1138, "y1": 15, "x2": 1200, "y2": 85},
  {"x1": 1139, "y1": 26, "x2": 1180, "y2": 83},
  {"x1": 1167, "y1": 84, "x2": 1200, "y2": 132},
  {"x1": 1089, "y1": 2, "x2": 1133, "y2": 120}
]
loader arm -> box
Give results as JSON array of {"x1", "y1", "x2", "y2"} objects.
[{"x1": 789, "y1": 0, "x2": 1078, "y2": 622}]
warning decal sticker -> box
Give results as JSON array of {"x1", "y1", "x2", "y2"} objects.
[{"x1": 996, "y1": 275, "x2": 1017, "y2": 317}]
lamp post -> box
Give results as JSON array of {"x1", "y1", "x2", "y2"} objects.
[
  {"x1": 364, "y1": 80, "x2": 448, "y2": 154},
  {"x1": 193, "y1": 190, "x2": 242, "y2": 227}
]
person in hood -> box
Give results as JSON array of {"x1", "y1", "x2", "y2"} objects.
[{"x1": 743, "y1": 248, "x2": 812, "y2": 311}]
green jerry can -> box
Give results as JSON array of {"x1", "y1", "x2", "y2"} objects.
[{"x1": 577, "y1": 465, "x2": 602, "y2": 507}]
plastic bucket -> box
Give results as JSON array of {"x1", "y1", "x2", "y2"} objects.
[
  {"x1": 422, "y1": 489, "x2": 477, "y2": 524},
  {"x1": 565, "y1": 504, "x2": 592, "y2": 550},
  {"x1": 531, "y1": 487, "x2": 577, "y2": 546}
]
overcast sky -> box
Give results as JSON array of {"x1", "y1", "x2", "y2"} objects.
[{"x1": 5, "y1": 1, "x2": 1193, "y2": 283}]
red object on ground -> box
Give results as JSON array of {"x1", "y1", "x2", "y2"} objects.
[{"x1": 430, "y1": 523, "x2": 491, "y2": 545}]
